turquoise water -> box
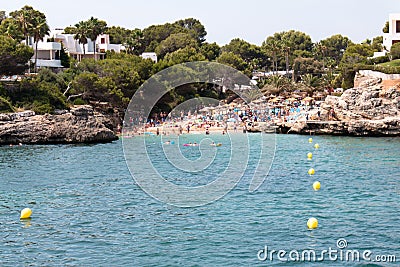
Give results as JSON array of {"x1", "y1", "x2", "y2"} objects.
[{"x1": 0, "y1": 135, "x2": 399, "y2": 266}]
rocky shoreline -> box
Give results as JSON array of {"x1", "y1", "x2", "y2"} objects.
[
  {"x1": 1, "y1": 71, "x2": 400, "y2": 144},
  {"x1": 283, "y1": 72, "x2": 400, "y2": 136},
  {"x1": 0, "y1": 105, "x2": 118, "y2": 145}
]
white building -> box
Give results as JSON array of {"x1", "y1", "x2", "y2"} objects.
[
  {"x1": 26, "y1": 29, "x2": 126, "y2": 69},
  {"x1": 383, "y1": 13, "x2": 400, "y2": 51},
  {"x1": 52, "y1": 31, "x2": 125, "y2": 61},
  {"x1": 141, "y1": 52, "x2": 157, "y2": 62},
  {"x1": 27, "y1": 36, "x2": 63, "y2": 69}
]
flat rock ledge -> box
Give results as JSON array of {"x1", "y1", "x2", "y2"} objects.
[
  {"x1": 0, "y1": 105, "x2": 118, "y2": 145},
  {"x1": 285, "y1": 118, "x2": 400, "y2": 136}
]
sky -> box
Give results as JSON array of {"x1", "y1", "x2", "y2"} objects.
[{"x1": 2, "y1": 0, "x2": 400, "y2": 45}]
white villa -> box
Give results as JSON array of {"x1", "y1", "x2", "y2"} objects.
[
  {"x1": 383, "y1": 13, "x2": 400, "y2": 51},
  {"x1": 28, "y1": 29, "x2": 126, "y2": 69},
  {"x1": 52, "y1": 29, "x2": 125, "y2": 61},
  {"x1": 26, "y1": 36, "x2": 63, "y2": 68}
]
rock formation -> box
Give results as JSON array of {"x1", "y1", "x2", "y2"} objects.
[
  {"x1": 287, "y1": 71, "x2": 400, "y2": 136},
  {"x1": 0, "y1": 105, "x2": 118, "y2": 145}
]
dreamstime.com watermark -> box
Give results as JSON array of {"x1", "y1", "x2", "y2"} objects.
[{"x1": 257, "y1": 238, "x2": 397, "y2": 263}]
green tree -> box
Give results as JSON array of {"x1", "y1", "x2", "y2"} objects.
[
  {"x1": 199, "y1": 42, "x2": 220, "y2": 61},
  {"x1": 390, "y1": 42, "x2": 400, "y2": 60},
  {"x1": 319, "y1": 34, "x2": 353, "y2": 65},
  {"x1": 371, "y1": 36, "x2": 383, "y2": 51},
  {"x1": 142, "y1": 23, "x2": 179, "y2": 52},
  {"x1": 142, "y1": 18, "x2": 207, "y2": 53},
  {"x1": 30, "y1": 12, "x2": 50, "y2": 72},
  {"x1": 0, "y1": 35, "x2": 33, "y2": 75},
  {"x1": 338, "y1": 43, "x2": 373, "y2": 89},
  {"x1": 261, "y1": 75, "x2": 293, "y2": 96},
  {"x1": 263, "y1": 30, "x2": 313, "y2": 73},
  {"x1": 63, "y1": 26, "x2": 77, "y2": 34},
  {"x1": 60, "y1": 43, "x2": 70, "y2": 67},
  {"x1": 314, "y1": 41, "x2": 328, "y2": 70},
  {"x1": 262, "y1": 38, "x2": 281, "y2": 73},
  {"x1": 282, "y1": 42, "x2": 291, "y2": 74},
  {"x1": 154, "y1": 47, "x2": 206, "y2": 71},
  {"x1": 155, "y1": 32, "x2": 198, "y2": 59},
  {"x1": 216, "y1": 52, "x2": 247, "y2": 72},
  {"x1": 0, "y1": 17, "x2": 24, "y2": 41},
  {"x1": 382, "y1": 21, "x2": 389, "y2": 33},
  {"x1": 0, "y1": 11, "x2": 6, "y2": 24},
  {"x1": 293, "y1": 57, "x2": 324, "y2": 80},
  {"x1": 74, "y1": 20, "x2": 89, "y2": 55},
  {"x1": 124, "y1": 28, "x2": 143, "y2": 55},
  {"x1": 344, "y1": 43, "x2": 374, "y2": 58},
  {"x1": 105, "y1": 26, "x2": 143, "y2": 54},
  {"x1": 10, "y1": 5, "x2": 36, "y2": 45},
  {"x1": 222, "y1": 38, "x2": 267, "y2": 69},
  {"x1": 300, "y1": 74, "x2": 321, "y2": 96},
  {"x1": 0, "y1": 96, "x2": 15, "y2": 113},
  {"x1": 87, "y1": 17, "x2": 107, "y2": 60},
  {"x1": 174, "y1": 18, "x2": 207, "y2": 43},
  {"x1": 106, "y1": 26, "x2": 130, "y2": 44},
  {"x1": 8, "y1": 74, "x2": 68, "y2": 114}
]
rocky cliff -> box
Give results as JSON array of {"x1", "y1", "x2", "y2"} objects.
[
  {"x1": 287, "y1": 71, "x2": 400, "y2": 136},
  {"x1": 0, "y1": 105, "x2": 118, "y2": 145}
]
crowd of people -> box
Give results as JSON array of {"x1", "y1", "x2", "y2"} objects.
[{"x1": 121, "y1": 96, "x2": 332, "y2": 136}]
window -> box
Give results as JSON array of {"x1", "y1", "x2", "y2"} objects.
[
  {"x1": 101, "y1": 38, "x2": 105, "y2": 44},
  {"x1": 396, "y1": 20, "x2": 400, "y2": 33}
]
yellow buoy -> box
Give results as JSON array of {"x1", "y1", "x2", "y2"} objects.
[
  {"x1": 307, "y1": 217, "x2": 318, "y2": 229},
  {"x1": 20, "y1": 208, "x2": 32, "y2": 219},
  {"x1": 307, "y1": 152, "x2": 313, "y2": 159},
  {"x1": 313, "y1": 181, "x2": 321, "y2": 191},
  {"x1": 308, "y1": 168, "x2": 315, "y2": 175},
  {"x1": 314, "y1": 143, "x2": 320, "y2": 149},
  {"x1": 308, "y1": 138, "x2": 313, "y2": 143}
]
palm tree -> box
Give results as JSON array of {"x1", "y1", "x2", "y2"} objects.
[
  {"x1": 87, "y1": 17, "x2": 107, "y2": 60},
  {"x1": 124, "y1": 29, "x2": 143, "y2": 54},
  {"x1": 300, "y1": 74, "x2": 321, "y2": 96},
  {"x1": 315, "y1": 42, "x2": 328, "y2": 71},
  {"x1": 268, "y1": 39, "x2": 281, "y2": 74},
  {"x1": 283, "y1": 44, "x2": 291, "y2": 75},
  {"x1": 74, "y1": 20, "x2": 89, "y2": 56},
  {"x1": 262, "y1": 38, "x2": 281, "y2": 74},
  {"x1": 10, "y1": 5, "x2": 34, "y2": 45},
  {"x1": 261, "y1": 75, "x2": 293, "y2": 96},
  {"x1": 29, "y1": 12, "x2": 49, "y2": 73}
]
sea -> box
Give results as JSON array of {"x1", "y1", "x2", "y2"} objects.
[{"x1": 0, "y1": 134, "x2": 399, "y2": 266}]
